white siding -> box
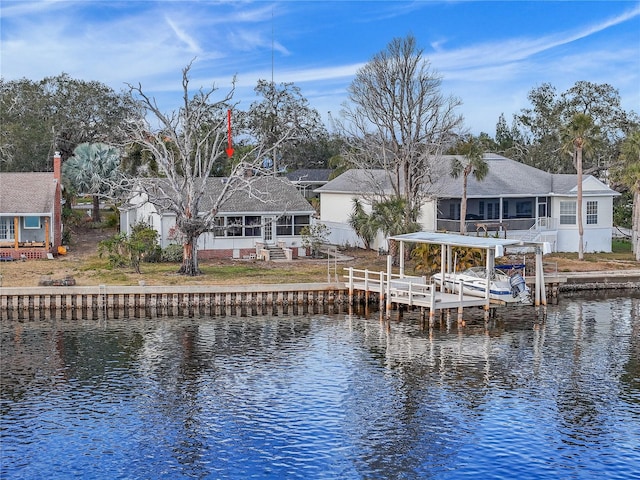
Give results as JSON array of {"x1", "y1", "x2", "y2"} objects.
[
  {"x1": 552, "y1": 195, "x2": 613, "y2": 253},
  {"x1": 320, "y1": 193, "x2": 359, "y2": 223}
]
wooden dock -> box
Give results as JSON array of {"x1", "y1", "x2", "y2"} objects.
[{"x1": 345, "y1": 267, "x2": 504, "y2": 324}]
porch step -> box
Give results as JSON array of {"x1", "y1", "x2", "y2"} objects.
[{"x1": 264, "y1": 245, "x2": 287, "y2": 260}]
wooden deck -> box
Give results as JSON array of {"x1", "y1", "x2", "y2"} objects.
[{"x1": 345, "y1": 268, "x2": 497, "y2": 323}]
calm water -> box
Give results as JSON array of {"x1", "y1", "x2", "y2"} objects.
[{"x1": 1, "y1": 292, "x2": 639, "y2": 480}]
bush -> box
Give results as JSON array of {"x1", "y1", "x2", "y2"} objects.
[
  {"x1": 300, "y1": 223, "x2": 331, "y2": 258},
  {"x1": 161, "y1": 244, "x2": 183, "y2": 263},
  {"x1": 98, "y1": 222, "x2": 158, "y2": 273}
]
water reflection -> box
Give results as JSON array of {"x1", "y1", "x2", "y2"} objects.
[{"x1": 1, "y1": 292, "x2": 639, "y2": 479}]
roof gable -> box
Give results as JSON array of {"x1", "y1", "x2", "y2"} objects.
[{"x1": 0, "y1": 172, "x2": 57, "y2": 214}]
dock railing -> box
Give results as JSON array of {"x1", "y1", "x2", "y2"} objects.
[{"x1": 344, "y1": 267, "x2": 439, "y2": 306}]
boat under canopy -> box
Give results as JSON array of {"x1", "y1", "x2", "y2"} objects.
[{"x1": 386, "y1": 231, "x2": 550, "y2": 310}]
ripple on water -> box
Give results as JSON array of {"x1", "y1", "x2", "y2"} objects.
[{"x1": 1, "y1": 297, "x2": 640, "y2": 479}]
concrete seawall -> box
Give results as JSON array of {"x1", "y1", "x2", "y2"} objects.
[
  {"x1": 0, "y1": 283, "x2": 352, "y2": 320},
  {"x1": 557, "y1": 270, "x2": 640, "y2": 291},
  {"x1": 2, "y1": 270, "x2": 639, "y2": 320}
]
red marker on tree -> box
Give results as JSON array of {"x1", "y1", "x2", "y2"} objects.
[{"x1": 226, "y1": 109, "x2": 234, "y2": 158}]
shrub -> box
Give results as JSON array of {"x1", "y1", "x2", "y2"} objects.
[
  {"x1": 98, "y1": 222, "x2": 159, "y2": 273},
  {"x1": 161, "y1": 243, "x2": 183, "y2": 263},
  {"x1": 301, "y1": 223, "x2": 331, "y2": 258}
]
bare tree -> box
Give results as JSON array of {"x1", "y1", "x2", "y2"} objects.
[
  {"x1": 335, "y1": 35, "x2": 463, "y2": 227},
  {"x1": 126, "y1": 62, "x2": 293, "y2": 276}
]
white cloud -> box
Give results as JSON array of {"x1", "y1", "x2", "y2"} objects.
[{"x1": 165, "y1": 16, "x2": 202, "y2": 53}]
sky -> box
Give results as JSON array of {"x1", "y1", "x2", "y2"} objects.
[{"x1": 1, "y1": 0, "x2": 639, "y2": 136}]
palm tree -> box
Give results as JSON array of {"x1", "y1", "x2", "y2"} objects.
[
  {"x1": 62, "y1": 143, "x2": 122, "y2": 222},
  {"x1": 370, "y1": 198, "x2": 420, "y2": 263},
  {"x1": 450, "y1": 136, "x2": 488, "y2": 234},
  {"x1": 348, "y1": 198, "x2": 377, "y2": 250},
  {"x1": 616, "y1": 130, "x2": 640, "y2": 260},
  {"x1": 561, "y1": 114, "x2": 600, "y2": 260}
]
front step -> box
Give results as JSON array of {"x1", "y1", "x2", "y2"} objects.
[{"x1": 263, "y1": 245, "x2": 287, "y2": 260}]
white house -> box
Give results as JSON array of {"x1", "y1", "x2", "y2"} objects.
[
  {"x1": 120, "y1": 175, "x2": 316, "y2": 260},
  {"x1": 315, "y1": 153, "x2": 620, "y2": 253}
]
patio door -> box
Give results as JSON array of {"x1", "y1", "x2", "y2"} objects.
[
  {"x1": 537, "y1": 198, "x2": 548, "y2": 228},
  {"x1": 262, "y1": 216, "x2": 276, "y2": 245}
]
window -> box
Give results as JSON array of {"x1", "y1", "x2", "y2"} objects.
[
  {"x1": 502, "y1": 201, "x2": 509, "y2": 218},
  {"x1": 485, "y1": 201, "x2": 499, "y2": 220},
  {"x1": 449, "y1": 204, "x2": 456, "y2": 220},
  {"x1": 516, "y1": 201, "x2": 532, "y2": 218},
  {"x1": 560, "y1": 201, "x2": 576, "y2": 225},
  {"x1": 226, "y1": 216, "x2": 242, "y2": 237},
  {"x1": 244, "y1": 216, "x2": 261, "y2": 237},
  {"x1": 0, "y1": 217, "x2": 15, "y2": 240},
  {"x1": 586, "y1": 201, "x2": 598, "y2": 225},
  {"x1": 277, "y1": 215, "x2": 292, "y2": 236},
  {"x1": 293, "y1": 215, "x2": 310, "y2": 235},
  {"x1": 213, "y1": 217, "x2": 225, "y2": 236},
  {"x1": 24, "y1": 216, "x2": 41, "y2": 229}
]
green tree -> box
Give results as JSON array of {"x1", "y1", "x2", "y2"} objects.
[
  {"x1": 369, "y1": 198, "x2": 421, "y2": 262},
  {"x1": 412, "y1": 244, "x2": 484, "y2": 274},
  {"x1": 242, "y1": 80, "x2": 328, "y2": 172},
  {"x1": 561, "y1": 113, "x2": 601, "y2": 260},
  {"x1": 0, "y1": 74, "x2": 141, "y2": 171},
  {"x1": 511, "y1": 81, "x2": 637, "y2": 174},
  {"x1": 348, "y1": 198, "x2": 377, "y2": 250},
  {"x1": 98, "y1": 222, "x2": 158, "y2": 274},
  {"x1": 62, "y1": 143, "x2": 122, "y2": 223},
  {"x1": 612, "y1": 131, "x2": 640, "y2": 260},
  {"x1": 450, "y1": 136, "x2": 489, "y2": 234}
]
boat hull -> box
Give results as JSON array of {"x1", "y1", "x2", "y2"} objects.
[{"x1": 432, "y1": 270, "x2": 531, "y2": 304}]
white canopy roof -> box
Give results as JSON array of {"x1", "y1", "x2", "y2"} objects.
[{"x1": 388, "y1": 232, "x2": 523, "y2": 249}]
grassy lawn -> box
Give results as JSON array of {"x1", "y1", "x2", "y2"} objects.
[{"x1": 1, "y1": 228, "x2": 637, "y2": 287}]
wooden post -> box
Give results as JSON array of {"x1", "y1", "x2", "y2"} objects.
[
  {"x1": 429, "y1": 283, "x2": 436, "y2": 327},
  {"x1": 13, "y1": 216, "x2": 19, "y2": 249},
  {"x1": 44, "y1": 217, "x2": 50, "y2": 251},
  {"x1": 534, "y1": 247, "x2": 541, "y2": 308},
  {"x1": 386, "y1": 255, "x2": 392, "y2": 319}
]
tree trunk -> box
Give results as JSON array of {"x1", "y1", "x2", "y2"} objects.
[
  {"x1": 577, "y1": 148, "x2": 584, "y2": 260},
  {"x1": 460, "y1": 175, "x2": 468, "y2": 235},
  {"x1": 92, "y1": 195, "x2": 101, "y2": 223},
  {"x1": 179, "y1": 236, "x2": 201, "y2": 276},
  {"x1": 633, "y1": 186, "x2": 640, "y2": 261}
]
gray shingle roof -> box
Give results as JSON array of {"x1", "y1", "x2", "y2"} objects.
[
  {"x1": 285, "y1": 169, "x2": 333, "y2": 183},
  {"x1": 316, "y1": 154, "x2": 618, "y2": 198},
  {"x1": 0, "y1": 172, "x2": 57, "y2": 214},
  {"x1": 138, "y1": 175, "x2": 315, "y2": 214}
]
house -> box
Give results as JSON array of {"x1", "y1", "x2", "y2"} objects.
[
  {"x1": 284, "y1": 169, "x2": 333, "y2": 201},
  {"x1": 119, "y1": 175, "x2": 316, "y2": 260},
  {"x1": 0, "y1": 153, "x2": 63, "y2": 260},
  {"x1": 315, "y1": 153, "x2": 620, "y2": 253}
]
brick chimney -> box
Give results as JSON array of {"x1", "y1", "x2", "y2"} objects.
[
  {"x1": 53, "y1": 152, "x2": 62, "y2": 250},
  {"x1": 53, "y1": 151, "x2": 61, "y2": 182}
]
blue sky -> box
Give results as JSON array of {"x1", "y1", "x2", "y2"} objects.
[{"x1": 1, "y1": 0, "x2": 639, "y2": 136}]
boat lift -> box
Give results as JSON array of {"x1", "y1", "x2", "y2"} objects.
[{"x1": 384, "y1": 232, "x2": 551, "y2": 321}]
